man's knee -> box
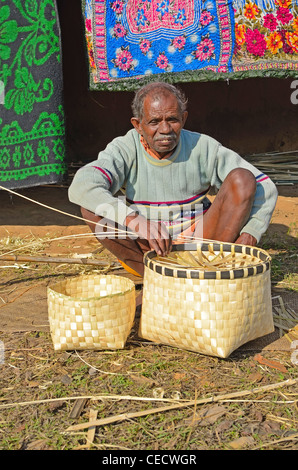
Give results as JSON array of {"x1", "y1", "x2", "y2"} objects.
[{"x1": 226, "y1": 168, "x2": 256, "y2": 203}]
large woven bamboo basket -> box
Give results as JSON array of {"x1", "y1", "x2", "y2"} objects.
[
  {"x1": 139, "y1": 242, "x2": 274, "y2": 358},
  {"x1": 47, "y1": 274, "x2": 135, "y2": 351}
]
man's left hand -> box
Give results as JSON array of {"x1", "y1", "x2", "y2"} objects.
[{"x1": 235, "y1": 232, "x2": 257, "y2": 246}]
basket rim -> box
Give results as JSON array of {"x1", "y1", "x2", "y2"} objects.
[
  {"x1": 47, "y1": 274, "x2": 135, "y2": 302},
  {"x1": 143, "y1": 242, "x2": 271, "y2": 280}
]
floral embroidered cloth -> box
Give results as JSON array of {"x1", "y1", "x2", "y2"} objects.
[
  {"x1": 83, "y1": 0, "x2": 298, "y2": 90},
  {"x1": 0, "y1": 0, "x2": 66, "y2": 190}
]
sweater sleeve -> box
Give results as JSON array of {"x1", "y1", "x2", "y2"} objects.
[
  {"x1": 210, "y1": 143, "x2": 278, "y2": 243},
  {"x1": 68, "y1": 132, "x2": 136, "y2": 226}
]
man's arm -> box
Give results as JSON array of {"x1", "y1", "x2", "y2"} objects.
[
  {"x1": 125, "y1": 212, "x2": 172, "y2": 256},
  {"x1": 68, "y1": 133, "x2": 138, "y2": 229}
]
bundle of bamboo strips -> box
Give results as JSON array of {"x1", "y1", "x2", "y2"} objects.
[
  {"x1": 244, "y1": 151, "x2": 298, "y2": 184},
  {"x1": 155, "y1": 246, "x2": 261, "y2": 271},
  {"x1": 272, "y1": 295, "x2": 298, "y2": 340}
]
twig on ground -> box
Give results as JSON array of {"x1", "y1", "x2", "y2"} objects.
[{"x1": 65, "y1": 378, "x2": 298, "y2": 432}]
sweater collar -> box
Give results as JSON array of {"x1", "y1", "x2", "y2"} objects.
[{"x1": 140, "y1": 135, "x2": 181, "y2": 166}]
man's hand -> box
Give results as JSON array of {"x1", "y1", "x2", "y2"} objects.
[
  {"x1": 125, "y1": 213, "x2": 172, "y2": 256},
  {"x1": 235, "y1": 232, "x2": 257, "y2": 246}
]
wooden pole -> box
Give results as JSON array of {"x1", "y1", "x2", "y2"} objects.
[{"x1": 0, "y1": 254, "x2": 113, "y2": 267}]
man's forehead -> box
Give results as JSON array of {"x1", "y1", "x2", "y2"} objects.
[
  {"x1": 143, "y1": 91, "x2": 180, "y2": 112},
  {"x1": 145, "y1": 89, "x2": 177, "y2": 103}
]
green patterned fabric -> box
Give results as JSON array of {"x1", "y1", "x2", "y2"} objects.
[{"x1": 0, "y1": 0, "x2": 66, "y2": 189}]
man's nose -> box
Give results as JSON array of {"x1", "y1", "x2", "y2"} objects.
[{"x1": 158, "y1": 120, "x2": 171, "y2": 133}]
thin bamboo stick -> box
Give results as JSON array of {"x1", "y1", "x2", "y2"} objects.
[
  {"x1": 0, "y1": 253, "x2": 113, "y2": 267},
  {"x1": 1, "y1": 378, "x2": 297, "y2": 413},
  {"x1": 65, "y1": 378, "x2": 298, "y2": 432}
]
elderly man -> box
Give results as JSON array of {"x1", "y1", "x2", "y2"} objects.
[{"x1": 68, "y1": 82, "x2": 278, "y2": 277}]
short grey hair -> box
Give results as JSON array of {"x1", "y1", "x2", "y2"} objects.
[{"x1": 131, "y1": 82, "x2": 188, "y2": 119}]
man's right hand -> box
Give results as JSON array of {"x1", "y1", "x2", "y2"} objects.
[{"x1": 125, "y1": 213, "x2": 172, "y2": 257}]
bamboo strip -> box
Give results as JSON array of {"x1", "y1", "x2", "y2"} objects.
[
  {"x1": 65, "y1": 378, "x2": 298, "y2": 432},
  {"x1": 272, "y1": 296, "x2": 298, "y2": 336},
  {"x1": 69, "y1": 398, "x2": 88, "y2": 419},
  {"x1": 156, "y1": 249, "x2": 262, "y2": 271},
  {"x1": 86, "y1": 408, "x2": 98, "y2": 448},
  {"x1": 0, "y1": 254, "x2": 113, "y2": 269}
]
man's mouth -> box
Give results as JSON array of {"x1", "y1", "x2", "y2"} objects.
[{"x1": 156, "y1": 136, "x2": 175, "y2": 144}]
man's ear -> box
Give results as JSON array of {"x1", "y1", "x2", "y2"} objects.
[
  {"x1": 131, "y1": 117, "x2": 142, "y2": 135},
  {"x1": 182, "y1": 111, "x2": 188, "y2": 127}
]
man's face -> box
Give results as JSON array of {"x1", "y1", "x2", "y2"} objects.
[{"x1": 131, "y1": 91, "x2": 188, "y2": 159}]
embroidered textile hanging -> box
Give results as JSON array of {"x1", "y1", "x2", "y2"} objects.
[
  {"x1": 0, "y1": 0, "x2": 66, "y2": 190},
  {"x1": 82, "y1": 0, "x2": 298, "y2": 90}
]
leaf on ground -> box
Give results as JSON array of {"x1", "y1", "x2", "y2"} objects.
[
  {"x1": 129, "y1": 374, "x2": 157, "y2": 386},
  {"x1": 60, "y1": 374, "x2": 72, "y2": 385},
  {"x1": 253, "y1": 353, "x2": 288, "y2": 373},
  {"x1": 215, "y1": 419, "x2": 233, "y2": 434},
  {"x1": 25, "y1": 439, "x2": 51, "y2": 450},
  {"x1": 247, "y1": 371, "x2": 264, "y2": 383},
  {"x1": 185, "y1": 404, "x2": 227, "y2": 426},
  {"x1": 27, "y1": 381, "x2": 40, "y2": 388},
  {"x1": 228, "y1": 436, "x2": 255, "y2": 449},
  {"x1": 47, "y1": 400, "x2": 65, "y2": 412},
  {"x1": 258, "y1": 420, "x2": 282, "y2": 437}
]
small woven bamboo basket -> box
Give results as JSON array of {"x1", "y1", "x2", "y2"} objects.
[
  {"x1": 139, "y1": 242, "x2": 274, "y2": 358},
  {"x1": 47, "y1": 274, "x2": 135, "y2": 351}
]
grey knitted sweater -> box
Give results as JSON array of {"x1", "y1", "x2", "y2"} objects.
[{"x1": 68, "y1": 129, "x2": 278, "y2": 242}]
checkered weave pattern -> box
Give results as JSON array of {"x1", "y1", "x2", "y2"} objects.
[
  {"x1": 139, "y1": 243, "x2": 274, "y2": 358},
  {"x1": 47, "y1": 275, "x2": 135, "y2": 351}
]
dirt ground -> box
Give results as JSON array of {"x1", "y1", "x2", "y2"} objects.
[{"x1": 0, "y1": 184, "x2": 297, "y2": 451}]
